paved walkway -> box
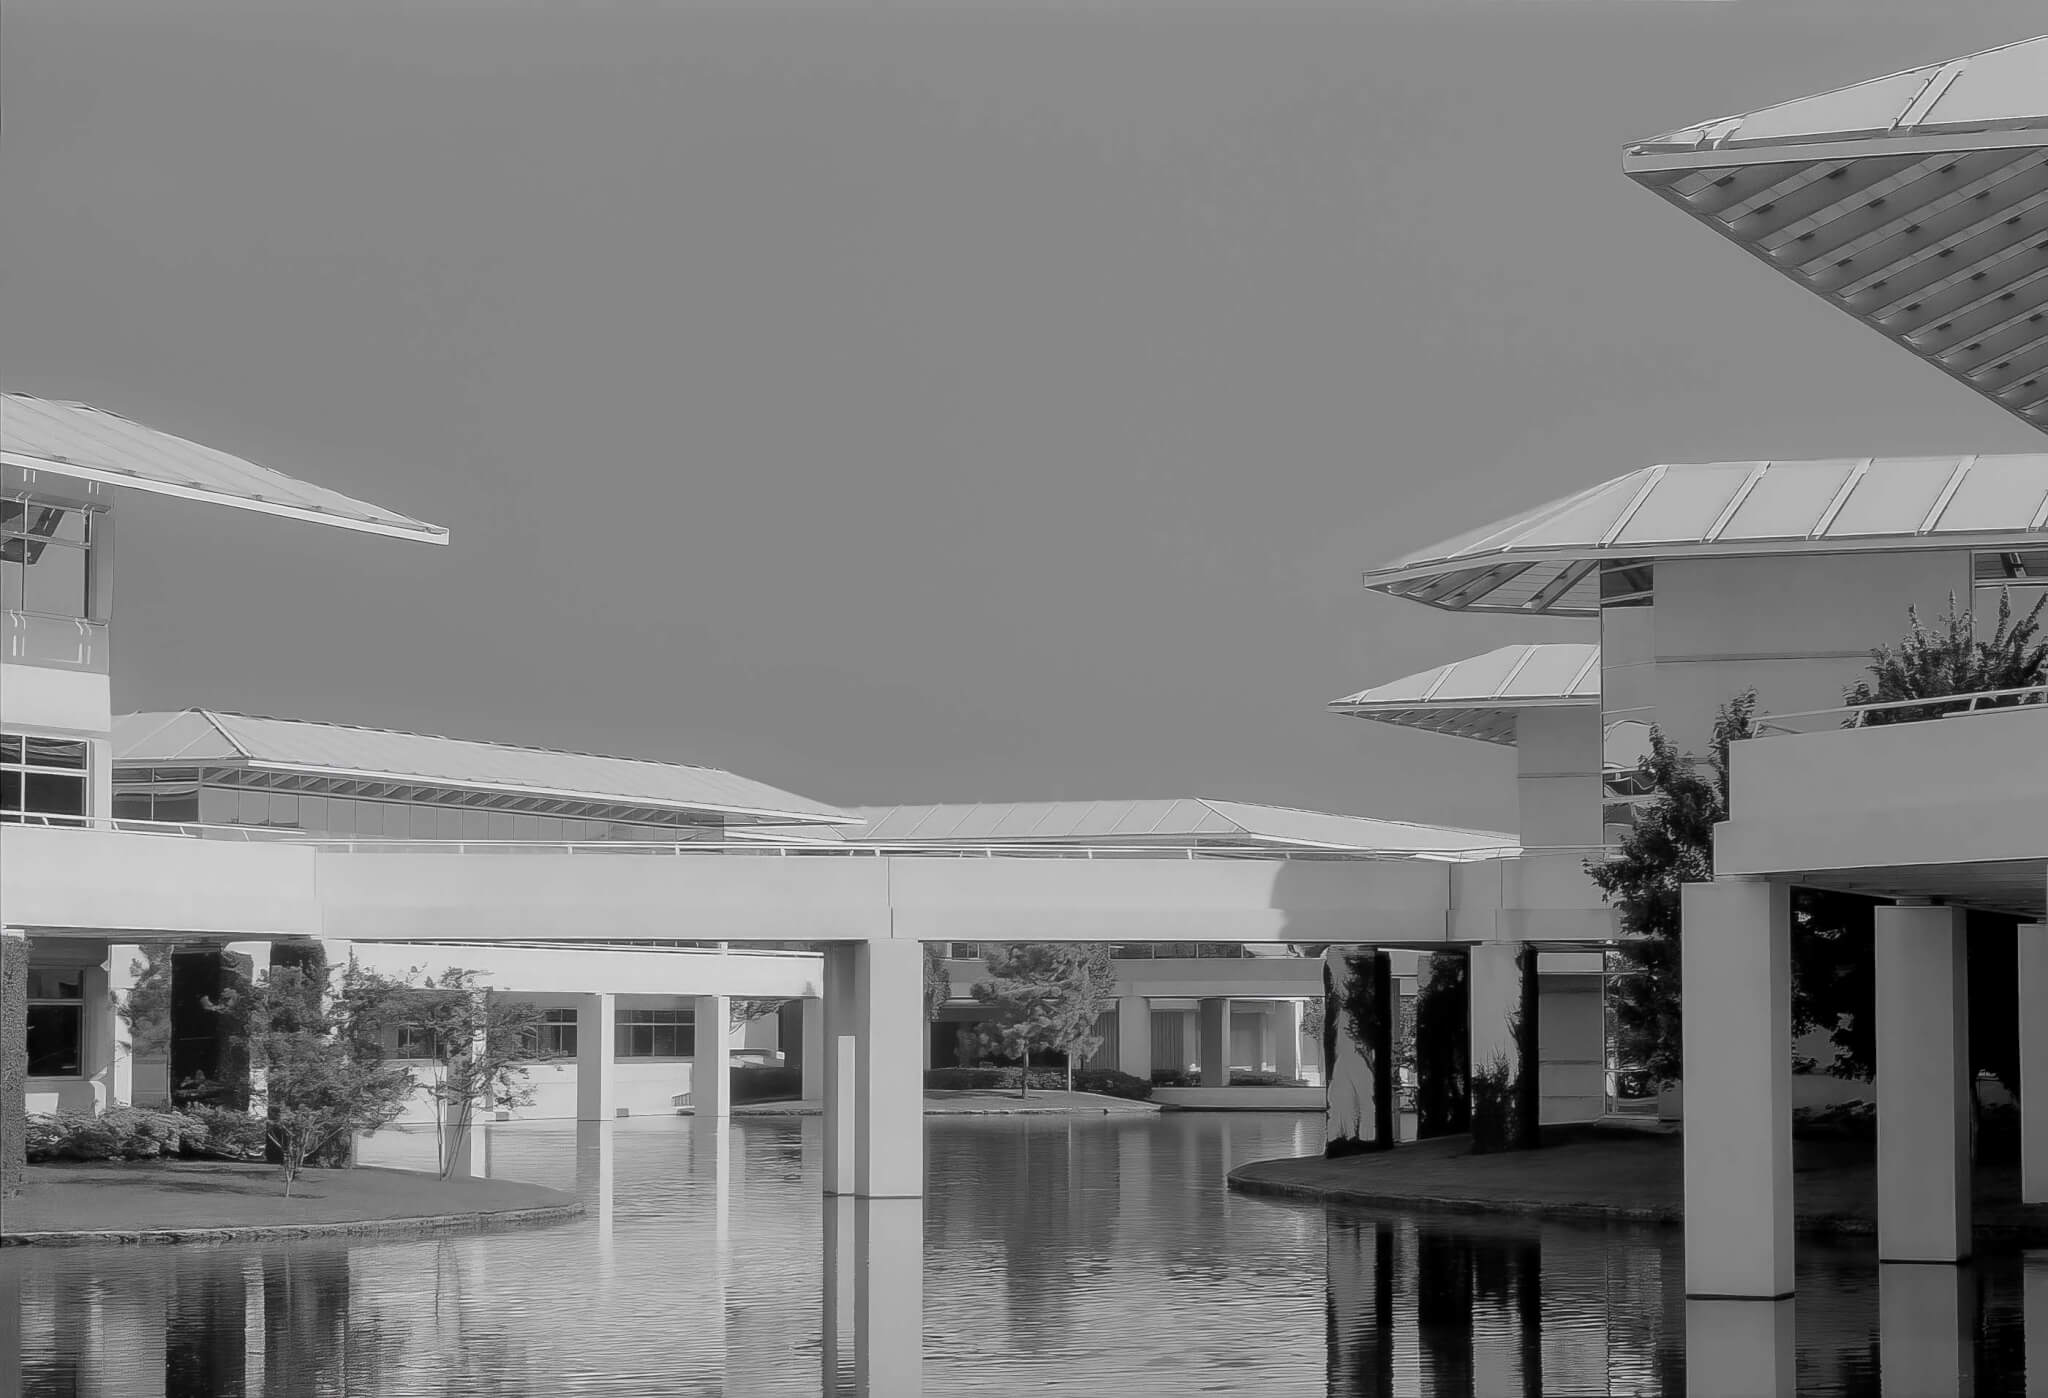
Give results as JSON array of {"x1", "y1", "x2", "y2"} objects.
[
  {"x1": 727, "y1": 1089, "x2": 1160, "y2": 1117},
  {"x1": 4, "y1": 1161, "x2": 582, "y2": 1246},
  {"x1": 1228, "y1": 1128, "x2": 2048, "y2": 1241}
]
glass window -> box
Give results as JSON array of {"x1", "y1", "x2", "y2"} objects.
[
  {"x1": 267, "y1": 792, "x2": 299, "y2": 828},
  {"x1": 113, "y1": 792, "x2": 153, "y2": 821},
  {"x1": 396, "y1": 1024, "x2": 440, "y2": 1059},
  {"x1": 2, "y1": 502, "x2": 97, "y2": 620},
  {"x1": 537, "y1": 1007, "x2": 578, "y2": 1058},
  {"x1": 239, "y1": 789, "x2": 270, "y2": 826},
  {"x1": 1599, "y1": 561, "x2": 1654, "y2": 608},
  {"x1": 616, "y1": 1007, "x2": 695, "y2": 1059},
  {"x1": 27, "y1": 965, "x2": 86, "y2": 1076},
  {"x1": 200, "y1": 785, "x2": 238, "y2": 826},
  {"x1": 0, "y1": 733, "x2": 89, "y2": 823}
]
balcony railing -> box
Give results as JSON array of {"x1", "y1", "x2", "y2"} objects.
[
  {"x1": 2, "y1": 812, "x2": 1523, "y2": 861},
  {"x1": 1752, "y1": 683, "x2": 2048, "y2": 738}
]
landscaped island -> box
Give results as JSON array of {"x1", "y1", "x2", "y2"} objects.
[{"x1": 4, "y1": 1159, "x2": 581, "y2": 1246}]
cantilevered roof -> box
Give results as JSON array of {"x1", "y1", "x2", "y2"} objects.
[
  {"x1": 1623, "y1": 37, "x2": 2048, "y2": 433},
  {"x1": 2, "y1": 394, "x2": 448, "y2": 543},
  {"x1": 112, "y1": 710, "x2": 854, "y2": 826},
  {"x1": 1330, "y1": 644, "x2": 1601, "y2": 745},
  {"x1": 837, "y1": 799, "x2": 1513, "y2": 856},
  {"x1": 1368, "y1": 456, "x2": 2048, "y2": 615}
]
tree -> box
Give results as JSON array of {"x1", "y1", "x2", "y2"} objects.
[
  {"x1": 923, "y1": 942, "x2": 953, "y2": 1022},
  {"x1": 1845, "y1": 588, "x2": 2047, "y2": 724},
  {"x1": 966, "y1": 944, "x2": 1118, "y2": 1097},
  {"x1": 209, "y1": 963, "x2": 415, "y2": 1195},
  {"x1": 400, "y1": 969, "x2": 546, "y2": 1180},
  {"x1": 728, "y1": 998, "x2": 789, "y2": 1032}
]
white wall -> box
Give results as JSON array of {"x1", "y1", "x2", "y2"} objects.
[{"x1": 1516, "y1": 707, "x2": 1603, "y2": 848}]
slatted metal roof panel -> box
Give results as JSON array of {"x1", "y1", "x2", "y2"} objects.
[
  {"x1": 2, "y1": 394, "x2": 448, "y2": 543},
  {"x1": 837, "y1": 799, "x2": 1513, "y2": 854},
  {"x1": 1623, "y1": 38, "x2": 2048, "y2": 434},
  {"x1": 112, "y1": 710, "x2": 854, "y2": 826},
  {"x1": 1330, "y1": 644, "x2": 1602, "y2": 745},
  {"x1": 1368, "y1": 457, "x2": 2048, "y2": 614}
]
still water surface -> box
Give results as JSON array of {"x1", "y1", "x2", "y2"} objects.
[{"x1": 5, "y1": 1112, "x2": 2041, "y2": 1395}]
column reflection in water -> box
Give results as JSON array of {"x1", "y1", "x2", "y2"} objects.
[
  {"x1": 1326, "y1": 1212, "x2": 1395, "y2": 1395},
  {"x1": 1880, "y1": 1264, "x2": 1976, "y2": 1398},
  {"x1": 575, "y1": 1120, "x2": 617, "y2": 1259},
  {"x1": 2026, "y1": 1252, "x2": 2048, "y2": 1398},
  {"x1": 822, "y1": 1195, "x2": 924, "y2": 1396},
  {"x1": 1686, "y1": 1299, "x2": 1795, "y2": 1398}
]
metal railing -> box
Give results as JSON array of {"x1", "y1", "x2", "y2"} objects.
[
  {"x1": 1751, "y1": 683, "x2": 2048, "y2": 738},
  {"x1": 2, "y1": 812, "x2": 1524, "y2": 862}
]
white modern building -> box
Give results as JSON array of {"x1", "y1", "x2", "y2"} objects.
[{"x1": 1326, "y1": 33, "x2": 2048, "y2": 1306}]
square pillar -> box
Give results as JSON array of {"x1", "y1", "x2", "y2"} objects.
[
  {"x1": 576, "y1": 992, "x2": 617, "y2": 1122},
  {"x1": 800, "y1": 996, "x2": 826, "y2": 1102},
  {"x1": 692, "y1": 994, "x2": 731, "y2": 1124},
  {"x1": 2, "y1": 928, "x2": 26, "y2": 1198},
  {"x1": 822, "y1": 945, "x2": 859, "y2": 1196},
  {"x1": 1875, "y1": 901, "x2": 1971, "y2": 1263},
  {"x1": 1684, "y1": 1299, "x2": 1795, "y2": 1398},
  {"x1": 1116, "y1": 996, "x2": 1152, "y2": 1080},
  {"x1": 1198, "y1": 997, "x2": 1230, "y2": 1088},
  {"x1": 100, "y1": 943, "x2": 145, "y2": 1111},
  {"x1": 1469, "y1": 944, "x2": 1538, "y2": 1152},
  {"x1": 1323, "y1": 947, "x2": 1395, "y2": 1156},
  {"x1": 1275, "y1": 999, "x2": 1302, "y2": 1081},
  {"x1": 441, "y1": 1010, "x2": 488, "y2": 1180},
  {"x1": 2020, "y1": 922, "x2": 2048, "y2": 1205},
  {"x1": 1681, "y1": 877, "x2": 1793, "y2": 1298},
  {"x1": 854, "y1": 939, "x2": 924, "y2": 1199},
  {"x1": 225, "y1": 942, "x2": 272, "y2": 1109}
]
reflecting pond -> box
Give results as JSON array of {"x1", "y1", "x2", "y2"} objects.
[{"x1": 4, "y1": 1112, "x2": 2043, "y2": 1395}]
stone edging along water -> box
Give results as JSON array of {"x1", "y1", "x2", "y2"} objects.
[{"x1": 1, "y1": 1202, "x2": 585, "y2": 1249}]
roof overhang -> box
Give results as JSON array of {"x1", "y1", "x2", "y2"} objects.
[
  {"x1": 1330, "y1": 644, "x2": 1602, "y2": 744},
  {"x1": 1623, "y1": 38, "x2": 2048, "y2": 434},
  {"x1": 1366, "y1": 457, "x2": 2048, "y2": 616},
  {"x1": 3, "y1": 394, "x2": 449, "y2": 544}
]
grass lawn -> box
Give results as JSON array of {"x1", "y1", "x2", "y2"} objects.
[{"x1": 5, "y1": 1160, "x2": 579, "y2": 1241}]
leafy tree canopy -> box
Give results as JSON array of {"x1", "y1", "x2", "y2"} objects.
[
  {"x1": 1845, "y1": 588, "x2": 2047, "y2": 723},
  {"x1": 965, "y1": 944, "x2": 1118, "y2": 1097}
]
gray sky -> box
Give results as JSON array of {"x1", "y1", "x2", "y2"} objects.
[{"x1": 5, "y1": 1, "x2": 2043, "y2": 832}]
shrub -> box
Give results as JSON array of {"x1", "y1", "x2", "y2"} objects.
[
  {"x1": 1150, "y1": 1068, "x2": 1194, "y2": 1088},
  {"x1": 1227, "y1": 1070, "x2": 1308, "y2": 1088},
  {"x1": 179, "y1": 1104, "x2": 269, "y2": 1161},
  {"x1": 1070, "y1": 1069, "x2": 1153, "y2": 1102},
  {"x1": 26, "y1": 1107, "x2": 209, "y2": 1162},
  {"x1": 922, "y1": 1066, "x2": 1153, "y2": 1097}
]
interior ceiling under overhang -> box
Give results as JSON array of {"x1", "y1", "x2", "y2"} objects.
[{"x1": 1626, "y1": 140, "x2": 2048, "y2": 433}]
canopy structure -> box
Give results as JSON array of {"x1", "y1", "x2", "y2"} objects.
[
  {"x1": 1367, "y1": 456, "x2": 2048, "y2": 615},
  {"x1": 1330, "y1": 643, "x2": 1600, "y2": 744},
  {"x1": 2, "y1": 393, "x2": 449, "y2": 544},
  {"x1": 1623, "y1": 36, "x2": 2048, "y2": 434},
  {"x1": 838, "y1": 798, "x2": 1514, "y2": 858},
  {"x1": 113, "y1": 710, "x2": 855, "y2": 827}
]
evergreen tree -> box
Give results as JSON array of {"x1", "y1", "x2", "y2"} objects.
[{"x1": 966, "y1": 944, "x2": 1118, "y2": 1097}]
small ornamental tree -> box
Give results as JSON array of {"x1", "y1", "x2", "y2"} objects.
[
  {"x1": 209, "y1": 964, "x2": 415, "y2": 1195},
  {"x1": 402, "y1": 969, "x2": 546, "y2": 1180},
  {"x1": 966, "y1": 944, "x2": 1118, "y2": 1097},
  {"x1": 729, "y1": 998, "x2": 790, "y2": 1032},
  {"x1": 1845, "y1": 589, "x2": 2047, "y2": 724}
]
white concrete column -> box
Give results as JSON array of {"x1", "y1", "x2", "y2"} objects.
[
  {"x1": 1275, "y1": 999, "x2": 1302, "y2": 1081},
  {"x1": 1, "y1": 927, "x2": 27, "y2": 1199},
  {"x1": 854, "y1": 1198, "x2": 925, "y2": 1395},
  {"x1": 224, "y1": 941, "x2": 271, "y2": 1109},
  {"x1": 1875, "y1": 900, "x2": 1971, "y2": 1263},
  {"x1": 442, "y1": 1001, "x2": 488, "y2": 1179},
  {"x1": 801, "y1": 996, "x2": 827, "y2": 1103},
  {"x1": 822, "y1": 945, "x2": 859, "y2": 1196},
  {"x1": 693, "y1": 994, "x2": 731, "y2": 1124},
  {"x1": 1198, "y1": 997, "x2": 1230, "y2": 1088},
  {"x1": 854, "y1": 939, "x2": 924, "y2": 1199},
  {"x1": 1117, "y1": 995, "x2": 1152, "y2": 1080},
  {"x1": 1680, "y1": 877, "x2": 1793, "y2": 1298},
  {"x1": 1469, "y1": 943, "x2": 1538, "y2": 1152},
  {"x1": 576, "y1": 992, "x2": 617, "y2": 1122},
  {"x1": 2023, "y1": 1252, "x2": 2048, "y2": 1398},
  {"x1": 2020, "y1": 922, "x2": 2048, "y2": 1205},
  {"x1": 101, "y1": 943, "x2": 145, "y2": 1111}
]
